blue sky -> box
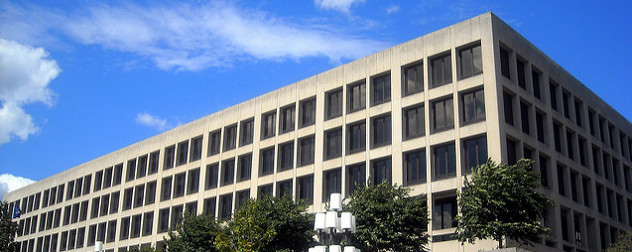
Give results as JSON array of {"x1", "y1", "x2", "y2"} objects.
[{"x1": 0, "y1": 0, "x2": 631, "y2": 196}]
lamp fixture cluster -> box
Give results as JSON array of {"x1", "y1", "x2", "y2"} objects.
[{"x1": 309, "y1": 193, "x2": 360, "y2": 252}]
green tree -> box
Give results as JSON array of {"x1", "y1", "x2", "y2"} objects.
[
  {"x1": 456, "y1": 158, "x2": 553, "y2": 248},
  {"x1": 164, "y1": 213, "x2": 221, "y2": 252},
  {"x1": 606, "y1": 231, "x2": 632, "y2": 252},
  {"x1": 1, "y1": 201, "x2": 18, "y2": 252},
  {"x1": 215, "y1": 199, "x2": 276, "y2": 252},
  {"x1": 344, "y1": 180, "x2": 429, "y2": 252}
]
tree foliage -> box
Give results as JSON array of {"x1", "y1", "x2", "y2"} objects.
[
  {"x1": 0, "y1": 201, "x2": 18, "y2": 252},
  {"x1": 164, "y1": 213, "x2": 221, "y2": 252},
  {"x1": 344, "y1": 180, "x2": 429, "y2": 252},
  {"x1": 606, "y1": 231, "x2": 632, "y2": 252},
  {"x1": 215, "y1": 199, "x2": 276, "y2": 252},
  {"x1": 456, "y1": 158, "x2": 553, "y2": 248}
]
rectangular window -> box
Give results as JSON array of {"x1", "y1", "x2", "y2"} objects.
[
  {"x1": 126, "y1": 158, "x2": 137, "y2": 182},
  {"x1": 517, "y1": 58, "x2": 526, "y2": 89},
  {"x1": 221, "y1": 159, "x2": 235, "y2": 186},
  {"x1": 258, "y1": 184, "x2": 273, "y2": 199},
  {"x1": 186, "y1": 201, "x2": 198, "y2": 216},
  {"x1": 76, "y1": 227, "x2": 85, "y2": 248},
  {"x1": 134, "y1": 184, "x2": 145, "y2": 208},
  {"x1": 507, "y1": 138, "x2": 517, "y2": 165},
  {"x1": 148, "y1": 150, "x2": 160, "y2": 174},
  {"x1": 500, "y1": 46, "x2": 510, "y2": 79},
  {"x1": 297, "y1": 175, "x2": 314, "y2": 204},
  {"x1": 347, "y1": 81, "x2": 366, "y2": 113},
  {"x1": 187, "y1": 168, "x2": 200, "y2": 195},
  {"x1": 433, "y1": 196, "x2": 457, "y2": 229},
  {"x1": 532, "y1": 68, "x2": 541, "y2": 99},
  {"x1": 261, "y1": 110, "x2": 276, "y2": 139},
  {"x1": 567, "y1": 131, "x2": 575, "y2": 160},
  {"x1": 299, "y1": 97, "x2": 316, "y2": 128},
  {"x1": 520, "y1": 102, "x2": 530, "y2": 135},
  {"x1": 66, "y1": 181, "x2": 74, "y2": 201},
  {"x1": 347, "y1": 121, "x2": 366, "y2": 154},
  {"x1": 562, "y1": 91, "x2": 571, "y2": 119},
  {"x1": 203, "y1": 197, "x2": 216, "y2": 217},
  {"x1": 608, "y1": 124, "x2": 616, "y2": 149},
  {"x1": 458, "y1": 43, "x2": 482, "y2": 79},
  {"x1": 109, "y1": 192, "x2": 119, "y2": 214},
  {"x1": 237, "y1": 154, "x2": 252, "y2": 182},
  {"x1": 371, "y1": 157, "x2": 392, "y2": 185},
  {"x1": 371, "y1": 114, "x2": 391, "y2": 148},
  {"x1": 112, "y1": 164, "x2": 122, "y2": 185},
  {"x1": 404, "y1": 149, "x2": 426, "y2": 186},
  {"x1": 208, "y1": 130, "x2": 221, "y2": 156},
  {"x1": 240, "y1": 119, "x2": 254, "y2": 146},
  {"x1": 550, "y1": 81, "x2": 559, "y2": 111},
  {"x1": 503, "y1": 92, "x2": 514, "y2": 126},
  {"x1": 160, "y1": 176, "x2": 172, "y2": 201},
  {"x1": 223, "y1": 124, "x2": 237, "y2": 151},
  {"x1": 278, "y1": 141, "x2": 294, "y2": 171},
  {"x1": 173, "y1": 172, "x2": 186, "y2": 198},
  {"x1": 176, "y1": 140, "x2": 189, "y2": 166},
  {"x1": 588, "y1": 109, "x2": 596, "y2": 136},
  {"x1": 461, "y1": 89, "x2": 485, "y2": 125},
  {"x1": 171, "y1": 205, "x2": 183, "y2": 230},
  {"x1": 164, "y1": 145, "x2": 175, "y2": 170},
  {"x1": 120, "y1": 217, "x2": 131, "y2": 240},
  {"x1": 123, "y1": 187, "x2": 133, "y2": 210},
  {"x1": 219, "y1": 194, "x2": 233, "y2": 220},
  {"x1": 574, "y1": 100, "x2": 583, "y2": 127},
  {"x1": 325, "y1": 128, "x2": 342, "y2": 160},
  {"x1": 433, "y1": 142, "x2": 456, "y2": 180},
  {"x1": 90, "y1": 197, "x2": 99, "y2": 219},
  {"x1": 463, "y1": 135, "x2": 488, "y2": 173},
  {"x1": 131, "y1": 214, "x2": 142, "y2": 238},
  {"x1": 277, "y1": 180, "x2": 292, "y2": 198},
  {"x1": 99, "y1": 195, "x2": 109, "y2": 216},
  {"x1": 402, "y1": 61, "x2": 423, "y2": 96},
  {"x1": 72, "y1": 178, "x2": 81, "y2": 199},
  {"x1": 298, "y1": 135, "x2": 315, "y2": 166},
  {"x1": 539, "y1": 156, "x2": 549, "y2": 188},
  {"x1": 87, "y1": 225, "x2": 96, "y2": 246},
  {"x1": 259, "y1": 148, "x2": 275, "y2": 176},
  {"x1": 279, "y1": 104, "x2": 296, "y2": 134},
  {"x1": 371, "y1": 73, "x2": 391, "y2": 106},
  {"x1": 94, "y1": 171, "x2": 103, "y2": 192},
  {"x1": 536, "y1": 111, "x2": 545, "y2": 143},
  {"x1": 557, "y1": 165, "x2": 566, "y2": 196},
  {"x1": 403, "y1": 104, "x2": 425, "y2": 140},
  {"x1": 96, "y1": 222, "x2": 106, "y2": 245},
  {"x1": 599, "y1": 117, "x2": 606, "y2": 143},
  {"x1": 346, "y1": 163, "x2": 366, "y2": 195},
  {"x1": 553, "y1": 122, "x2": 562, "y2": 153},
  {"x1": 143, "y1": 212, "x2": 153, "y2": 237},
  {"x1": 578, "y1": 138, "x2": 588, "y2": 167},
  {"x1": 325, "y1": 88, "x2": 343, "y2": 119},
  {"x1": 431, "y1": 97, "x2": 454, "y2": 132},
  {"x1": 431, "y1": 52, "x2": 452, "y2": 87},
  {"x1": 134, "y1": 156, "x2": 146, "y2": 180},
  {"x1": 158, "y1": 208, "x2": 169, "y2": 233},
  {"x1": 323, "y1": 168, "x2": 342, "y2": 202},
  {"x1": 190, "y1": 135, "x2": 203, "y2": 161}
]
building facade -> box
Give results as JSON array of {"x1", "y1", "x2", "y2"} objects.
[{"x1": 5, "y1": 13, "x2": 632, "y2": 252}]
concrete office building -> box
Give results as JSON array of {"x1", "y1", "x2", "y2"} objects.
[{"x1": 5, "y1": 12, "x2": 632, "y2": 252}]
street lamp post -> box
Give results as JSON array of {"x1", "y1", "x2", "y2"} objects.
[{"x1": 309, "y1": 193, "x2": 359, "y2": 252}]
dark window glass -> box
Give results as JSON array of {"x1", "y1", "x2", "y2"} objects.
[
  {"x1": 176, "y1": 140, "x2": 189, "y2": 166},
  {"x1": 346, "y1": 163, "x2": 366, "y2": 196},
  {"x1": 258, "y1": 184, "x2": 273, "y2": 199},
  {"x1": 461, "y1": 89, "x2": 485, "y2": 125},
  {"x1": 94, "y1": 171, "x2": 103, "y2": 192},
  {"x1": 143, "y1": 212, "x2": 153, "y2": 236},
  {"x1": 278, "y1": 141, "x2": 294, "y2": 171},
  {"x1": 160, "y1": 176, "x2": 172, "y2": 201},
  {"x1": 112, "y1": 164, "x2": 122, "y2": 186},
  {"x1": 539, "y1": 156, "x2": 549, "y2": 188},
  {"x1": 131, "y1": 214, "x2": 142, "y2": 238},
  {"x1": 126, "y1": 159, "x2": 137, "y2": 182},
  {"x1": 164, "y1": 145, "x2": 175, "y2": 170},
  {"x1": 237, "y1": 154, "x2": 252, "y2": 182},
  {"x1": 66, "y1": 181, "x2": 74, "y2": 201},
  {"x1": 173, "y1": 172, "x2": 186, "y2": 198},
  {"x1": 261, "y1": 111, "x2": 276, "y2": 139},
  {"x1": 298, "y1": 135, "x2": 315, "y2": 166},
  {"x1": 536, "y1": 111, "x2": 545, "y2": 143},
  {"x1": 371, "y1": 73, "x2": 391, "y2": 105},
  {"x1": 185, "y1": 201, "x2": 198, "y2": 216},
  {"x1": 347, "y1": 121, "x2": 366, "y2": 154},
  {"x1": 433, "y1": 196, "x2": 457, "y2": 230},
  {"x1": 133, "y1": 156, "x2": 146, "y2": 180},
  {"x1": 347, "y1": 81, "x2": 366, "y2": 113},
  {"x1": 208, "y1": 130, "x2": 221, "y2": 156},
  {"x1": 187, "y1": 168, "x2": 200, "y2": 195},
  {"x1": 557, "y1": 165, "x2": 566, "y2": 196},
  {"x1": 259, "y1": 148, "x2": 275, "y2": 176},
  {"x1": 402, "y1": 61, "x2": 423, "y2": 96},
  {"x1": 371, "y1": 158, "x2": 392, "y2": 185},
  {"x1": 578, "y1": 138, "x2": 587, "y2": 166},
  {"x1": 100, "y1": 195, "x2": 109, "y2": 216},
  {"x1": 371, "y1": 114, "x2": 391, "y2": 148},
  {"x1": 431, "y1": 97, "x2": 454, "y2": 132},
  {"x1": 567, "y1": 131, "x2": 575, "y2": 160},
  {"x1": 507, "y1": 138, "x2": 517, "y2": 165},
  {"x1": 550, "y1": 82, "x2": 558, "y2": 111},
  {"x1": 158, "y1": 208, "x2": 169, "y2": 233},
  {"x1": 76, "y1": 227, "x2": 85, "y2": 248},
  {"x1": 280, "y1": 104, "x2": 296, "y2": 134},
  {"x1": 403, "y1": 104, "x2": 425, "y2": 140},
  {"x1": 134, "y1": 184, "x2": 145, "y2": 208},
  {"x1": 463, "y1": 136, "x2": 487, "y2": 173},
  {"x1": 325, "y1": 128, "x2": 342, "y2": 160},
  {"x1": 203, "y1": 197, "x2": 216, "y2": 217},
  {"x1": 503, "y1": 92, "x2": 514, "y2": 126},
  {"x1": 431, "y1": 52, "x2": 452, "y2": 87},
  {"x1": 277, "y1": 180, "x2": 292, "y2": 198},
  {"x1": 562, "y1": 91, "x2": 571, "y2": 119},
  {"x1": 221, "y1": 159, "x2": 235, "y2": 186},
  {"x1": 90, "y1": 197, "x2": 99, "y2": 219},
  {"x1": 171, "y1": 205, "x2": 183, "y2": 230},
  {"x1": 520, "y1": 102, "x2": 530, "y2": 134},
  {"x1": 123, "y1": 187, "x2": 133, "y2": 211},
  {"x1": 109, "y1": 192, "x2": 119, "y2": 214},
  {"x1": 322, "y1": 168, "x2": 341, "y2": 202},
  {"x1": 299, "y1": 97, "x2": 316, "y2": 128},
  {"x1": 517, "y1": 58, "x2": 526, "y2": 89},
  {"x1": 297, "y1": 175, "x2": 314, "y2": 204},
  {"x1": 500, "y1": 47, "x2": 510, "y2": 79},
  {"x1": 120, "y1": 217, "x2": 132, "y2": 240},
  {"x1": 458, "y1": 43, "x2": 482, "y2": 79},
  {"x1": 553, "y1": 122, "x2": 562, "y2": 153},
  {"x1": 148, "y1": 150, "x2": 160, "y2": 174},
  {"x1": 223, "y1": 124, "x2": 237, "y2": 151},
  {"x1": 532, "y1": 69, "x2": 541, "y2": 99},
  {"x1": 190, "y1": 135, "x2": 203, "y2": 161},
  {"x1": 574, "y1": 100, "x2": 583, "y2": 127},
  {"x1": 404, "y1": 149, "x2": 426, "y2": 186},
  {"x1": 219, "y1": 194, "x2": 233, "y2": 220},
  {"x1": 325, "y1": 88, "x2": 343, "y2": 120},
  {"x1": 240, "y1": 119, "x2": 254, "y2": 146},
  {"x1": 87, "y1": 225, "x2": 96, "y2": 246},
  {"x1": 433, "y1": 143, "x2": 456, "y2": 180}
]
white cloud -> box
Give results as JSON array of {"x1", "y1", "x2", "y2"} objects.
[
  {"x1": 386, "y1": 5, "x2": 400, "y2": 14},
  {"x1": 0, "y1": 39, "x2": 59, "y2": 146},
  {"x1": 1, "y1": 1, "x2": 386, "y2": 71},
  {"x1": 136, "y1": 112, "x2": 168, "y2": 131},
  {"x1": 314, "y1": 0, "x2": 365, "y2": 13},
  {"x1": 0, "y1": 173, "x2": 36, "y2": 201}
]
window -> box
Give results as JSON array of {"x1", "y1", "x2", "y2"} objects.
[
  {"x1": 170, "y1": 205, "x2": 183, "y2": 230},
  {"x1": 205, "y1": 163, "x2": 219, "y2": 190},
  {"x1": 148, "y1": 150, "x2": 160, "y2": 174},
  {"x1": 431, "y1": 97, "x2": 454, "y2": 132},
  {"x1": 261, "y1": 110, "x2": 276, "y2": 139},
  {"x1": 299, "y1": 97, "x2": 316, "y2": 128},
  {"x1": 277, "y1": 180, "x2": 292, "y2": 198},
  {"x1": 221, "y1": 159, "x2": 235, "y2": 186},
  {"x1": 126, "y1": 159, "x2": 137, "y2": 182},
  {"x1": 346, "y1": 163, "x2": 366, "y2": 195},
  {"x1": 237, "y1": 154, "x2": 252, "y2": 182},
  {"x1": 298, "y1": 135, "x2": 315, "y2": 166},
  {"x1": 185, "y1": 201, "x2": 198, "y2": 216},
  {"x1": 90, "y1": 197, "x2": 100, "y2": 219},
  {"x1": 500, "y1": 46, "x2": 510, "y2": 79},
  {"x1": 553, "y1": 122, "x2": 562, "y2": 153},
  {"x1": 173, "y1": 172, "x2": 186, "y2": 198},
  {"x1": 536, "y1": 111, "x2": 545, "y2": 143},
  {"x1": 326, "y1": 88, "x2": 343, "y2": 119},
  {"x1": 461, "y1": 89, "x2": 485, "y2": 125},
  {"x1": 567, "y1": 131, "x2": 575, "y2": 160},
  {"x1": 557, "y1": 165, "x2": 566, "y2": 196},
  {"x1": 259, "y1": 147, "x2": 275, "y2": 176},
  {"x1": 131, "y1": 214, "x2": 142, "y2": 238},
  {"x1": 507, "y1": 138, "x2": 517, "y2": 165},
  {"x1": 371, "y1": 73, "x2": 391, "y2": 105},
  {"x1": 325, "y1": 128, "x2": 342, "y2": 160},
  {"x1": 371, "y1": 114, "x2": 391, "y2": 148},
  {"x1": 208, "y1": 130, "x2": 221, "y2": 156},
  {"x1": 347, "y1": 121, "x2": 366, "y2": 154},
  {"x1": 143, "y1": 212, "x2": 153, "y2": 236},
  {"x1": 433, "y1": 142, "x2": 456, "y2": 180},
  {"x1": 532, "y1": 68, "x2": 541, "y2": 99},
  {"x1": 123, "y1": 187, "x2": 133, "y2": 210},
  {"x1": 550, "y1": 82, "x2": 559, "y2": 111},
  {"x1": 371, "y1": 158, "x2": 392, "y2": 185},
  {"x1": 403, "y1": 104, "x2": 425, "y2": 140},
  {"x1": 203, "y1": 197, "x2": 216, "y2": 217},
  {"x1": 520, "y1": 102, "x2": 531, "y2": 134},
  {"x1": 100, "y1": 195, "x2": 109, "y2": 216},
  {"x1": 160, "y1": 176, "x2": 172, "y2": 201},
  {"x1": 517, "y1": 58, "x2": 526, "y2": 89},
  {"x1": 433, "y1": 196, "x2": 457, "y2": 229},
  {"x1": 278, "y1": 141, "x2": 294, "y2": 171},
  {"x1": 458, "y1": 42, "x2": 482, "y2": 79},
  {"x1": 162, "y1": 145, "x2": 175, "y2": 171},
  {"x1": 94, "y1": 171, "x2": 103, "y2": 192},
  {"x1": 404, "y1": 149, "x2": 426, "y2": 186},
  {"x1": 463, "y1": 136, "x2": 488, "y2": 173},
  {"x1": 219, "y1": 194, "x2": 233, "y2": 220},
  {"x1": 66, "y1": 181, "x2": 74, "y2": 201},
  {"x1": 158, "y1": 208, "x2": 169, "y2": 233},
  {"x1": 258, "y1": 184, "x2": 273, "y2": 199},
  {"x1": 187, "y1": 168, "x2": 200, "y2": 195},
  {"x1": 112, "y1": 164, "x2": 122, "y2": 185},
  {"x1": 297, "y1": 175, "x2": 314, "y2": 204},
  {"x1": 430, "y1": 52, "x2": 452, "y2": 87},
  {"x1": 176, "y1": 140, "x2": 189, "y2": 166},
  {"x1": 76, "y1": 227, "x2": 85, "y2": 248},
  {"x1": 578, "y1": 137, "x2": 588, "y2": 167},
  {"x1": 323, "y1": 168, "x2": 341, "y2": 202},
  {"x1": 347, "y1": 81, "x2": 366, "y2": 113},
  {"x1": 539, "y1": 155, "x2": 549, "y2": 188},
  {"x1": 562, "y1": 91, "x2": 571, "y2": 119},
  {"x1": 279, "y1": 104, "x2": 295, "y2": 134},
  {"x1": 240, "y1": 119, "x2": 254, "y2": 146},
  {"x1": 223, "y1": 124, "x2": 237, "y2": 151},
  {"x1": 574, "y1": 100, "x2": 583, "y2": 127},
  {"x1": 402, "y1": 61, "x2": 423, "y2": 96},
  {"x1": 503, "y1": 92, "x2": 514, "y2": 126},
  {"x1": 190, "y1": 135, "x2": 203, "y2": 161}
]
